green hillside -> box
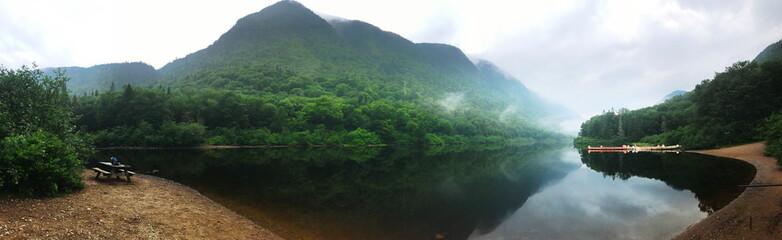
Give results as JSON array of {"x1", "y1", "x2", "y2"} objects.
[
  {"x1": 755, "y1": 38, "x2": 782, "y2": 62},
  {"x1": 68, "y1": 0, "x2": 570, "y2": 147},
  {"x1": 660, "y1": 90, "x2": 687, "y2": 103},
  {"x1": 157, "y1": 1, "x2": 565, "y2": 119},
  {"x1": 575, "y1": 38, "x2": 782, "y2": 162},
  {"x1": 44, "y1": 62, "x2": 158, "y2": 95}
]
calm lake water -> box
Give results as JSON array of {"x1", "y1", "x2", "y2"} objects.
[{"x1": 92, "y1": 145, "x2": 754, "y2": 240}]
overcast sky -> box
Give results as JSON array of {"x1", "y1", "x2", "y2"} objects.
[{"x1": 1, "y1": 0, "x2": 781, "y2": 132}]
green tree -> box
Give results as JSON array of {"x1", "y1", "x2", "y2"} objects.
[
  {"x1": 0, "y1": 66, "x2": 91, "y2": 197},
  {"x1": 762, "y1": 112, "x2": 782, "y2": 164},
  {"x1": 302, "y1": 96, "x2": 346, "y2": 128}
]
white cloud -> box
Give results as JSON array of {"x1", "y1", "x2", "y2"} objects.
[{"x1": 0, "y1": 0, "x2": 277, "y2": 69}]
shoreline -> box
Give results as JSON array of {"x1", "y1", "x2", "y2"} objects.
[
  {"x1": 97, "y1": 144, "x2": 390, "y2": 150},
  {"x1": 676, "y1": 142, "x2": 782, "y2": 239},
  {"x1": 0, "y1": 170, "x2": 283, "y2": 239},
  {"x1": 3, "y1": 143, "x2": 776, "y2": 239}
]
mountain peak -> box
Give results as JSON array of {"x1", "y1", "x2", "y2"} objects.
[
  {"x1": 660, "y1": 90, "x2": 687, "y2": 103},
  {"x1": 265, "y1": 0, "x2": 307, "y2": 12},
  {"x1": 214, "y1": 0, "x2": 332, "y2": 46}
]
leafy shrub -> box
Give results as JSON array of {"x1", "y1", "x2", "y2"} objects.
[
  {"x1": 93, "y1": 121, "x2": 205, "y2": 147},
  {"x1": 158, "y1": 121, "x2": 206, "y2": 147},
  {"x1": 762, "y1": 112, "x2": 782, "y2": 164},
  {"x1": 1, "y1": 66, "x2": 91, "y2": 197},
  {"x1": 344, "y1": 128, "x2": 381, "y2": 145},
  {"x1": 640, "y1": 125, "x2": 714, "y2": 150},
  {"x1": 0, "y1": 132, "x2": 84, "y2": 197}
]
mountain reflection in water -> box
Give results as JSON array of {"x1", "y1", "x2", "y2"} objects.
[
  {"x1": 93, "y1": 145, "x2": 753, "y2": 240},
  {"x1": 469, "y1": 150, "x2": 754, "y2": 240}
]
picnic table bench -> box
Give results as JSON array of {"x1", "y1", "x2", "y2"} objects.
[{"x1": 92, "y1": 162, "x2": 135, "y2": 182}]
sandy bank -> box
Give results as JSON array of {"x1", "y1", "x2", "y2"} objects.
[
  {"x1": 677, "y1": 142, "x2": 782, "y2": 239},
  {"x1": 0, "y1": 170, "x2": 283, "y2": 239}
]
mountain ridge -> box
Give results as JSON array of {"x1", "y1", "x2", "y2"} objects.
[
  {"x1": 660, "y1": 90, "x2": 687, "y2": 103},
  {"x1": 754, "y1": 38, "x2": 782, "y2": 62},
  {"x1": 56, "y1": 0, "x2": 572, "y2": 131},
  {"x1": 43, "y1": 62, "x2": 158, "y2": 95},
  {"x1": 151, "y1": 0, "x2": 568, "y2": 122}
]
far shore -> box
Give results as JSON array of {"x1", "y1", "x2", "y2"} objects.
[
  {"x1": 676, "y1": 142, "x2": 782, "y2": 239},
  {"x1": 97, "y1": 144, "x2": 389, "y2": 150},
  {"x1": 95, "y1": 141, "x2": 530, "y2": 150}
]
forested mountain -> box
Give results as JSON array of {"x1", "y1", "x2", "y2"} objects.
[
  {"x1": 64, "y1": 0, "x2": 571, "y2": 147},
  {"x1": 576, "y1": 38, "x2": 782, "y2": 154},
  {"x1": 754, "y1": 38, "x2": 782, "y2": 62},
  {"x1": 660, "y1": 90, "x2": 687, "y2": 103},
  {"x1": 43, "y1": 62, "x2": 159, "y2": 95},
  {"x1": 156, "y1": 0, "x2": 562, "y2": 120}
]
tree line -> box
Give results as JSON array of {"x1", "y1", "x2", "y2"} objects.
[
  {"x1": 73, "y1": 84, "x2": 566, "y2": 147},
  {"x1": 575, "y1": 58, "x2": 782, "y2": 163},
  {"x1": 0, "y1": 64, "x2": 565, "y2": 197},
  {"x1": 64, "y1": 60, "x2": 569, "y2": 148}
]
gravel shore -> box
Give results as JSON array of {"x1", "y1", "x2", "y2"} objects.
[
  {"x1": 677, "y1": 142, "x2": 782, "y2": 239},
  {"x1": 0, "y1": 170, "x2": 283, "y2": 239}
]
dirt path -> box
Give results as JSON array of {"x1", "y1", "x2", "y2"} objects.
[
  {"x1": 676, "y1": 142, "x2": 782, "y2": 239},
  {"x1": 0, "y1": 170, "x2": 283, "y2": 240}
]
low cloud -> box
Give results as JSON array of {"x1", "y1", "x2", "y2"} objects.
[
  {"x1": 474, "y1": 0, "x2": 782, "y2": 123},
  {"x1": 498, "y1": 105, "x2": 518, "y2": 122},
  {"x1": 438, "y1": 92, "x2": 466, "y2": 113}
]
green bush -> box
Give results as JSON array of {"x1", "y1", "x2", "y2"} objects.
[
  {"x1": 345, "y1": 128, "x2": 381, "y2": 145},
  {"x1": 0, "y1": 132, "x2": 84, "y2": 197},
  {"x1": 640, "y1": 125, "x2": 715, "y2": 150},
  {"x1": 92, "y1": 121, "x2": 206, "y2": 147},
  {"x1": 762, "y1": 112, "x2": 782, "y2": 165},
  {"x1": 1, "y1": 66, "x2": 92, "y2": 197},
  {"x1": 158, "y1": 121, "x2": 206, "y2": 147}
]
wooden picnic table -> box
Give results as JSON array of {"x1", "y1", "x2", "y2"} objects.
[{"x1": 92, "y1": 162, "x2": 135, "y2": 182}]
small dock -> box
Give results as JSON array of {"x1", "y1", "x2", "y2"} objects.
[{"x1": 588, "y1": 145, "x2": 682, "y2": 153}]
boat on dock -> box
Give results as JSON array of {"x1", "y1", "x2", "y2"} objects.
[{"x1": 587, "y1": 145, "x2": 682, "y2": 153}]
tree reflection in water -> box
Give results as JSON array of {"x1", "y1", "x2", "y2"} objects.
[{"x1": 90, "y1": 146, "x2": 753, "y2": 239}]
